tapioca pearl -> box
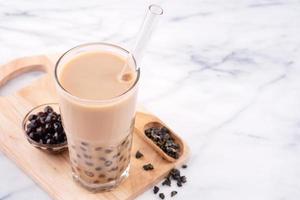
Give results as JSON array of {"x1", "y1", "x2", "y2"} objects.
[
  {"x1": 119, "y1": 155, "x2": 124, "y2": 162},
  {"x1": 84, "y1": 171, "x2": 94, "y2": 177},
  {"x1": 119, "y1": 165, "x2": 125, "y2": 172},
  {"x1": 99, "y1": 157, "x2": 106, "y2": 162},
  {"x1": 72, "y1": 159, "x2": 77, "y2": 164},
  {"x1": 110, "y1": 166, "x2": 118, "y2": 172},
  {"x1": 121, "y1": 139, "x2": 126, "y2": 146},
  {"x1": 107, "y1": 178, "x2": 114, "y2": 182},
  {"x1": 93, "y1": 180, "x2": 100, "y2": 184},
  {"x1": 76, "y1": 154, "x2": 81, "y2": 158},
  {"x1": 99, "y1": 174, "x2": 106, "y2": 178},
  {"x1": 71, "y1": 166, "x2": 75, "y2": 172},
  {"x1": 80, "y1": 146, "x2": 87, "y2": 151},
  {"x1": 76, "y1": 167, "x2": 81, "y2": 172},
  {"x1": 112, "y1": 152, "x2": 121, "y2": 159},
  {"x1": 85, "y1": 161, "x2": 94, "y2": 166},
  {"x1": 105, "y1": 149, "x2": 113, "y2": 154},
  {"x1": 83, "y1": 154, "x2": 92, "y2": 159},
  {"x1": 81, "y1": 142, "x2": 89, "y2": 146},
  {"x1": 104, "y1": 160, "x2": 112, "y2": 167},
  {"x1": 95, "y1": 147, "x2": 102, "y2": 151},
  {"x1": 95, "y1": 167, "x2": 102, "y2": 171}
]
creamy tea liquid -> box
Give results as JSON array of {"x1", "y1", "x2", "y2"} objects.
[{"x1": 56, "y1": 50, "x2": 138, "y2": 191}]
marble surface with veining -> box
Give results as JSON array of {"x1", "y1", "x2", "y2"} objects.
[{"x1": 1, "y1": 0, "x2": 300, "y2": 199}]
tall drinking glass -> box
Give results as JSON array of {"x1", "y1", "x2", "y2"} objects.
[{"x1": 54, "y1": 43, "x2": 139, "y2": 192}]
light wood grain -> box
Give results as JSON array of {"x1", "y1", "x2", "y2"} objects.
[{"x1": 0, "y1": 54, "x2": 189, "y2": 200}]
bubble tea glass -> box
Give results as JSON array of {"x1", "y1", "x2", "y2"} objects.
[{"x1": 54, "y1": 43, "x2": 139, "y2": 192}]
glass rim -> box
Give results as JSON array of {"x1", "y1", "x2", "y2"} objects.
[{"x1": 54, "y1": 42, "x2": 140, "y2": 104}]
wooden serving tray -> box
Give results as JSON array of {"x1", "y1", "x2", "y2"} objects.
[{"x1": 0, "y1": 54, "x2": 189, "y2": 200}]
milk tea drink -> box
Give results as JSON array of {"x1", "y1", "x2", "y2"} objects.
[{"x1": 54, "y1": 43, "x2": 139, "y2": 191}]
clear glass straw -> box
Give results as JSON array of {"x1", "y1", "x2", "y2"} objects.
[
  {"x1": 133, "y1": 4, "x2": 163, "y2": 67},
  {"x1": 119, "y1": 4, "x2": 163, "y2": 80}
]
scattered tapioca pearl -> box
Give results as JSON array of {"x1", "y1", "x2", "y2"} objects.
[
  {"x1": 182, "y1": 164, "x2": 188, "y2": 169},
  {"x1": 153, "y1": 186, "x2": 159, "y2": 194},
  {"x1": 159, "y1": 193, "x2": 165, "y2": 199},
  {"x1": 171, "y1": 191, "x2": 178, "y2": 197},
  {"x1": 162, "y1": 177, "x2": 171, "y2": 186},
  {"x1": 135, "y1": 150, "x2": 144, "y2": 159},
  {"x1": 143, "y1": 163, "x2": 154, "y2": 171},
  {"x1": 84, "y1": 171, "x2": 94, "y2": 177}
]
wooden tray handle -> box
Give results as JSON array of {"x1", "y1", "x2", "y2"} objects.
[{"x1": 0, "y1": 55, "x2": 55, "y2": 88}]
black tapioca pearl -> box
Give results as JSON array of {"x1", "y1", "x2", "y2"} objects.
[
  {"x1": 80, "y1": 146, "x2": 87, "y2": 151},
  {"x1": 119, "y1": 155, "x2": 124, "y2": 162},
  {"x1": 182, "y1": 164, "x2": 188, "y2": 169},
  {"x1": 99, "y1": 174, "x2": 106, "y2": 178},
  {"x1": 46, "y1": 138, "x2": 52, "y2": 144},
  {"x1": 76, "y1": 167, "x2": 81, "y2": 172},
  {"x1": 37, "y1": 111, "x2": 45, "y2": 117},
  {"x1": 104, "y1": 160, "x2": 112, "y2": 167},
  {"x1": 180, "y1": 176, "x2": 187, "y2": 183},
  {"x1": 83, "y1": 154, "x2": 92, "y2": 159},
  {"x1": 153, "y1": 186, "x2": 159, "y2": 194},
  {"x1": 177, "y1": 181, "x2": 182, "y2": 187},
  {"x1": 36, "y1": 127, "x2": 43, "y2": 135},
  {"x1": 159, "y1": 193, "x2": 165, "y2": 199},
  {"x1": 85, "y1": 161, "x2": 94, "y2": 166},
  {"x1": 171, "y1": 191, "x2": 178, "y2": 197},
  {"x1": 105, "y1": 149, "x2": 113, "y2": 154},
  {"x1": 112, "y1": 152, "x2": 121, "y2": 159},
  {"x1": 135, "y1": 150, "x2": 143, "y2": 159},
  {"x1": 93, "y1": 180, "x2": 100, "y2": 184},
  {"x1": 45, "y1": 123, "x2": 52, "y2": 131},
  {"x1": 143, "y1": 163, "x2": 154, "y2": 171},
  {"x1": 39, "y1": 117, "x2": 45, "y2": 125},
  {"x1": 45, "y1": 115, "x2": 52, "y2": 123},
  {"x1": 95, "y1": 167, "x2": 102, "y2": 171},
  {"x1": 27, "y1": 121, "x2": 37, "y2": 129},
  {"x1": 81, "y1": 142, "x2": 89, "y2": 146},
  {"x1": 99, "y1": 157, "x2": 106, "y2": 162},
  {"x1": 121, "y1": 140, "x2": 126, "y2": 146},
  {"x1": 53, "y1": 123, "x2": 63, "y2": 132},
  {"x1": 162, "y1": 177, "x2": 171, "y2": 186},
  {"x1": 107, "y1": 178, "x2": 114, "y2": 182},
  {"x1": 119, "y1": 166, "x2": 125, "y2": 172},
  {"x1": 84, "y1": 171, "x2": 94, "y2": 177},
  {"x1": 29, "y1": 132, "x2": 40, "y2": 141},
  {"x1": 124, "y1": 140, "x2": 130, "y2": 148},
  {"x1": 76, "y1": 154, "x2": 81, "y2": 158},
  {"x1": 44, "y1": 106, "x2": 53, "y2": 113},
  {"x1": 110, "y1": 167, "x2": 118, "y2": 171},
  {"x1": 28, "y1": 114, "x2": 37, "y2": 121},
  {"x1": 95, "y1": 147, "x2": 102, "y2": 151}
]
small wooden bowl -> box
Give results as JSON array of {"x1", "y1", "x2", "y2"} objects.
[
  {"x1": 22, "y1": 103, "x2": 67, "y2": 154},
  {"x1": 135, "y1": 112, "x2": 184, "y2": 162}
]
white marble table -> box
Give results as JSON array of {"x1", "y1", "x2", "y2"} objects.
[{"x1": 1, "y1": 0, "x2": 300, "y2": 199}]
